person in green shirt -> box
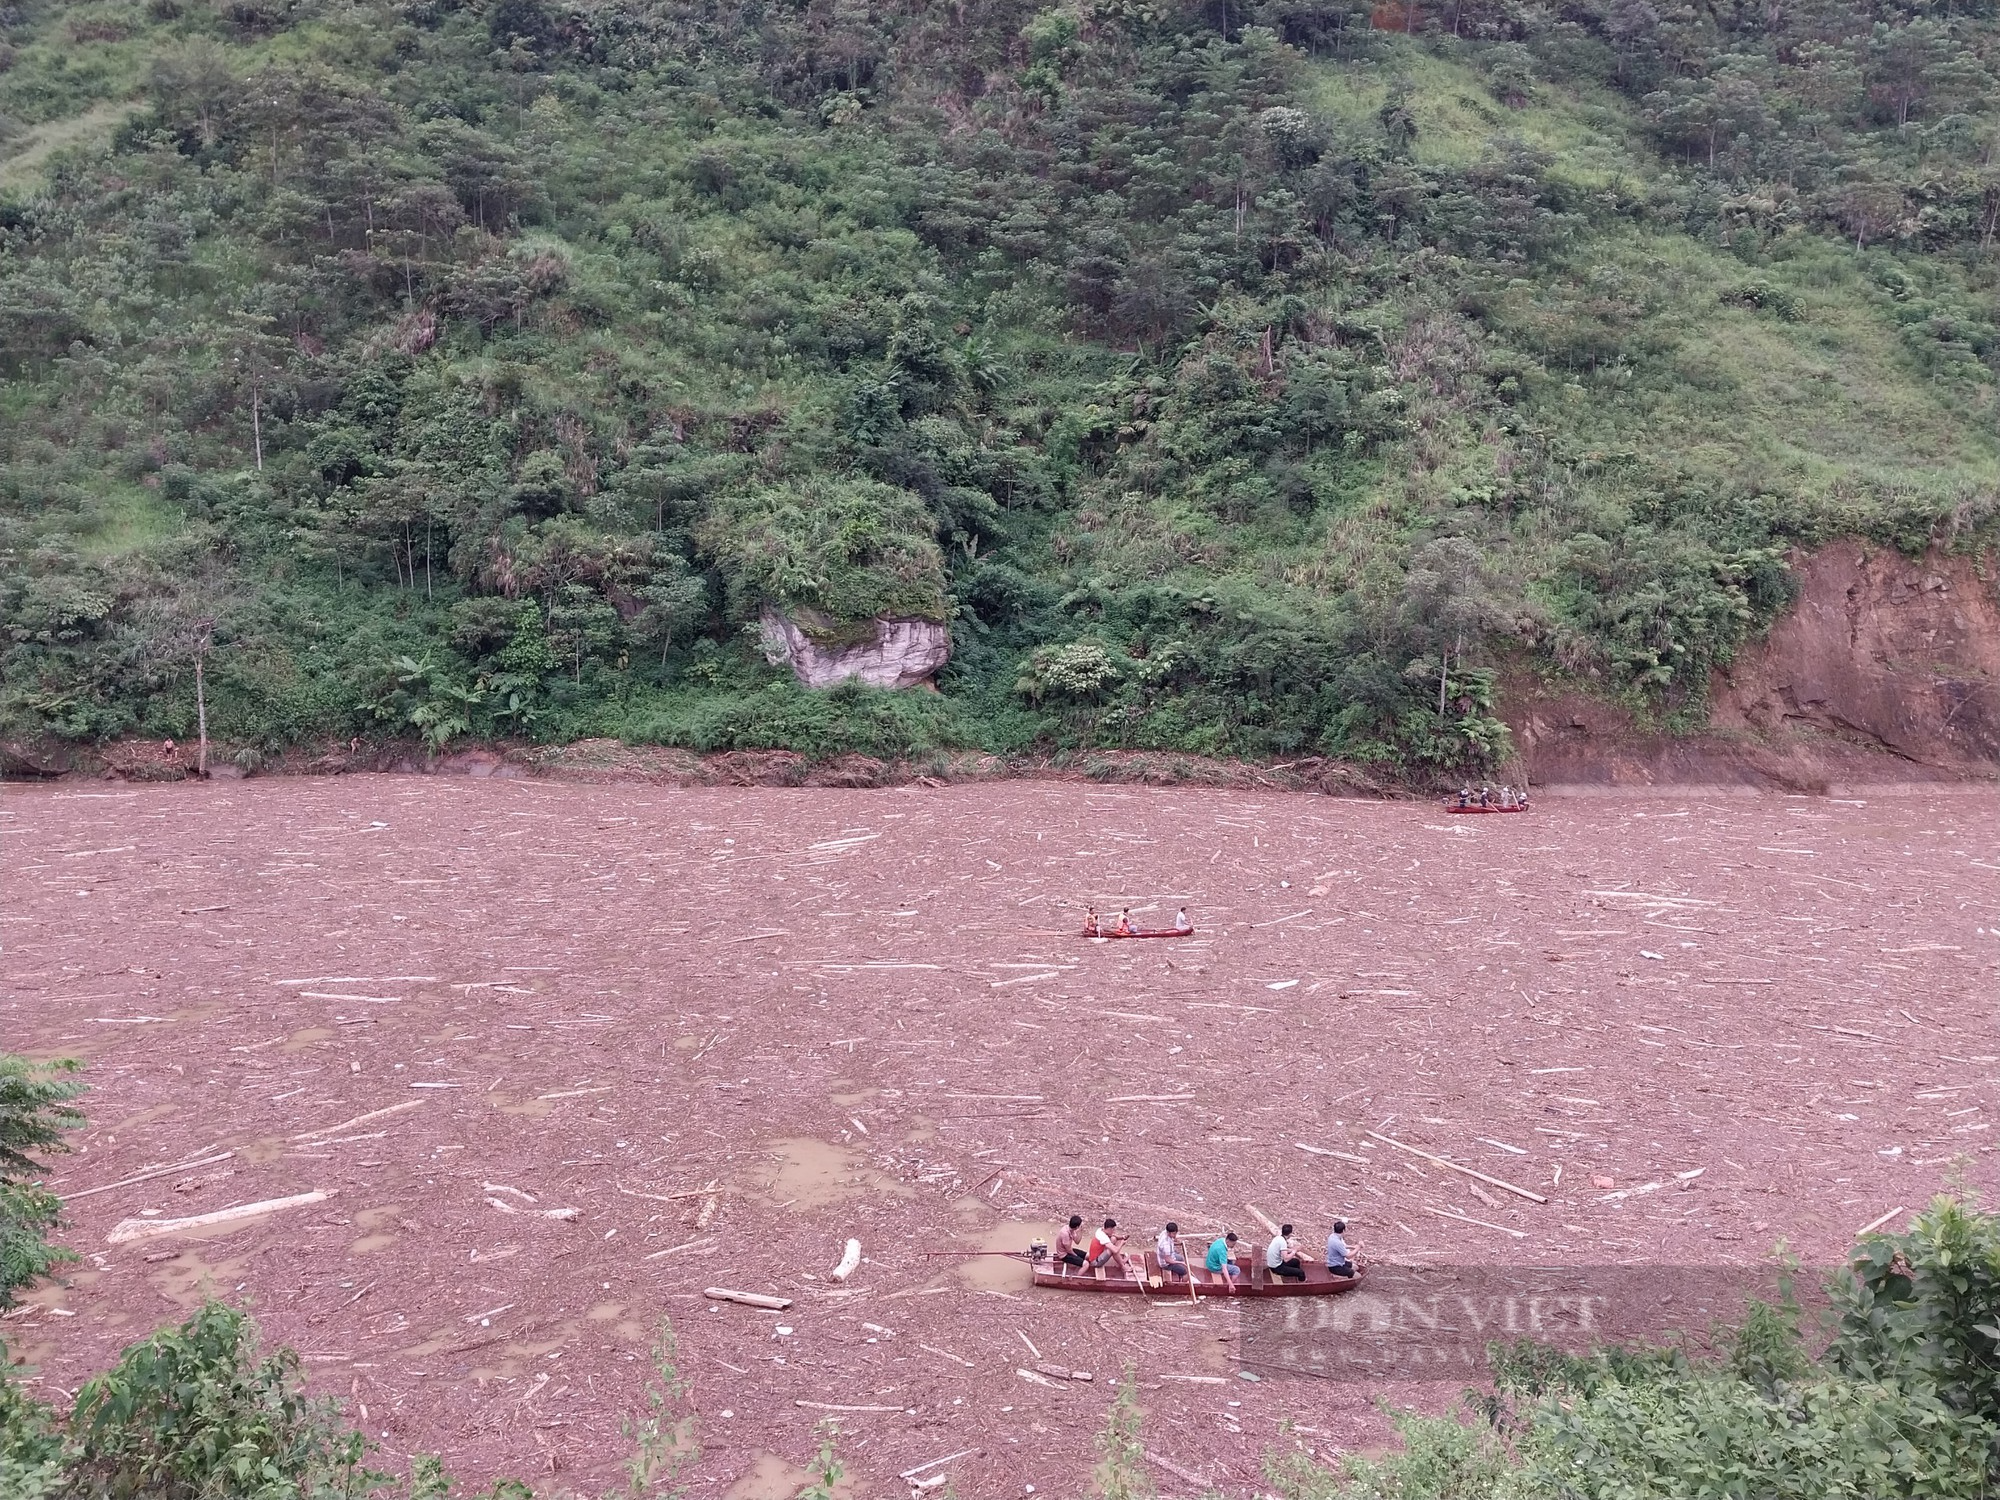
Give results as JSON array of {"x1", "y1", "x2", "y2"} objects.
[{"x1": 1204, "y1": 1230, "x2": 1241, "y2": 1286}]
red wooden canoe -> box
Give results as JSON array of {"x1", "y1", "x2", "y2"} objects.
[
  {"x1": 1443, "y1": 803, "x2": 1529, "y2": 815},
  {"x1": 1088, "y1": 927, "x2": 1196, "y2": 940},
  {"x1": 1031, "y1": 1248, "x2": 1362, "y2": 1298}
]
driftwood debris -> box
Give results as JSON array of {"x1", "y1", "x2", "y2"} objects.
[
  {"x1": 485, "y1": 1197, "x2": 577, "y2": 1220},
  {"x1": 642, "y1": 1238, "x2": 709, "y2": 1261},
  {"x1": 1146, "y1": 1449, "x2": 1209, "y2": 1487},
  {"x1": 1857, "y1": 1205, "x2": 1908, "y2": 1238},
  {"x1": 1364, "y1": 1130, "x2": 1548, "y2": 1204},
  {"x1": 831, "y1": 1237, "x2": 862, "y2": 1281},
  {"x1": 705, "y1": 1287, "x2": 792, "y2": 1311},
  {"x1": 1035, "y1": 1363, "x2": 1094, "y2": 1382},
  {"x1": 290, "y1": 1101, "x2": 423, "y2": 1142},
  {"x1": 107, "y1": 1190, "x2": 332, "y2": 1245},
  {"x1": 1423, "y1": 1204, "x2": 1525, "y2": 1239},
  {"x1": 61, "y1": 1150, "x2": 234, "y2": 1203},
  {"x1": 1294, "y1": 1142, "x2": 1368, "y2": 1165},
  {"x1": 899, "y1": 1448, "x2": 979, "y2": 1481}
]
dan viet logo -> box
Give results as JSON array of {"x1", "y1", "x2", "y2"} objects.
[{"x1": 1240, "y1": 1264, "x2": 1811, "y2": 1381}]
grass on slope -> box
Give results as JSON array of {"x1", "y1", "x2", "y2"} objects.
[
  {"x1": 1305, "y1": 44, "x2": 1651, "y2": 187},
  {"x1": 1546, "y1": 229, "x2": 2000, "y2": 498}
]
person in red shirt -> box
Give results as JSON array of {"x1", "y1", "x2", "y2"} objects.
[{"x1": 1085, "y1": 1218, "x2": 1125, "y2": 1273}]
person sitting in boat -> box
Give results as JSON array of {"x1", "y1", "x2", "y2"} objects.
[
  {"x1": 1055, "y1": 1214, "x2": 1088, "y2": 1271},
  {"x1": 1324, "y1": 1219, "x2": 1356, "y2": 1279},
  {"x1": 1082, "y1": 908, "x2": 1100, "y2": 937},
  {"x1": 1155, "y1": 1221, "x2": 1189, "y2": 1281},
  {"x1": 1205, "y1": 1230, "x2": 1242, "y2": 1284},
  {"x1": 1174, "y1": 907, "x2": 1192, "y2": 933},
  {"x1": 1113, "y1": 908, "x2": 1134, "y2": 936},
  {"x1": 1478, "y1": 784, "x2": 1492, "y2": 808},
  {"x1": 1456, "y1": 787, "x2": 1472, "y2": 809},
  {"x1": 1266, "y1": 1223, "x2": 1306, "y2": 1281},
  {"x1": 1085, "y1": 1218, "x2": 1126, "y2": 1273}
]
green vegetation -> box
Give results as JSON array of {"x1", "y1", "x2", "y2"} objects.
[
  {"x1": 1091, "y1": 1365, "x2": 1155, "y2": 1499},
  {"x1": 3, "y1": 0, "x2": 2000, "y2": 772},
  {"x1": 1265, "y1": 1198, "x2": 2000, "y2": 1498},
  {"x1": 0, "y1": 1057, "x2": 84, "y2": 1310}
]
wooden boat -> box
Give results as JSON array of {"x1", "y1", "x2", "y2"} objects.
[
  {"x1": 1029, "y1": 1246, "x2": 1362, "y2": 1298},
  {"x1": 1095, "y1": 927, "x2": 1195, "y2": 940},
  {"x1": 1444, "y1": 802, "x2": 1529, "y2": 815}
]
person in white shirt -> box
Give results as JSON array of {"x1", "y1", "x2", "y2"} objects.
[
  {"x1": 1155, "y1": 1221, "x2": 1189, "y2": 1281},
  {"x1": 1325, "y1": 1219, "x2": 1356, "y2": 1278},
  {"x1": 1174, "y1": 907, "x2": 1192, "y2": 932},
  {"x1": 1266, "y1": 1223, "x2": 1305, "y2": 1281}
]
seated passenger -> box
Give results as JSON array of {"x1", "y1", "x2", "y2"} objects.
[
  {"x1": 1054, "y1": 1214, "x2": 1088, "y2": 1271},
  {"x1": 1174, "y1": 907, "x2": 1192, "y2": 932},
  {"x1": 1082, "y1": 907, "x2": 1100, "y2": 937},
  {"x1": 1113, "y1": 908, "x2": 1134, "y2": 936},
  {"x1": 1155, "y1": 1221, "x2": 1189, "y2": 1280},
  {"x1": 1324, "y1": 1218, "x2": 1356, "y2": 1279},
  {"x1": 1086, "y1": 1218, "x2": 1125, "y2": 1272},
  {"x1": 1266, "y1": 1223, "x2": 1306, "y2": 1281},
  {"x1": 1205, "y1": 1230, "x2": 1242, "y2": 1285}
]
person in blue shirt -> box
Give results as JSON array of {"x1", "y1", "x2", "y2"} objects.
[{"x1": 1324, "y1": 1219, "x2": 1356, "y2": 1279}]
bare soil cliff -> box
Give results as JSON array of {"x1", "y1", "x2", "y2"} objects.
[{"x1": 1512, "y1": 541, "x2": 2000, "y2": 789}]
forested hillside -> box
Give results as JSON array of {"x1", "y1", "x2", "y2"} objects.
[{"x1": 4, "y1": 0, "x2": 1999, "y2": 773}]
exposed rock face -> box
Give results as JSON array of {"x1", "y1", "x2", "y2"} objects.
[
  {"x1": 1508, "y1": 541, "x2": 2000, "y2": 787},
  {"x1": 758, "y1": 609, "x2": 949, "y2": 690}
]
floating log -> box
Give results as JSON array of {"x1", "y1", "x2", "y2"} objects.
[
  {"x1": 1364, "y1": 1130, "x2": 1548, "y2": 1204},
  {"x1": 107, "y1": 1190, "x2": 332, "y2": 1245},
  {"x1": 831, "y1": 1238, "x2": 862, "y2": 1281},
  {"x1": 1856, "y1": 1205, "x2": 1908, "y2": 1238},
  {"x1": 62, "y1": 1151, "x2": 234, "y2": 1203},
  {"x1": 705, "y1": 1287, "x2": 792, "y2": 1311},
  {"x1": 290, "y1": 1101, "x2": 423, "y2": 1142}
]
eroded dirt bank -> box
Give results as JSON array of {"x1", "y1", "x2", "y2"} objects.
[
  {"x1": 5, "y1": 778, "x2": 1995, "y2": 1495},
  {"x1": 1512, "y1": 542, "x2": 2000, "y2": 790}
]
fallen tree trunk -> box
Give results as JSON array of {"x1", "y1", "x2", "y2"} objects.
[
  {"x1": 107, "y1": 1190, "x2": 332, "y2": 1245},
  {"x1": 704, "y1": 1287, "x2": 791, "y2": 1311}
]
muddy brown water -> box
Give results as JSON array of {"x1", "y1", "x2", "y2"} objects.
[{"x1": 4, "y1": 778, "x2": 1995, "y2": 1495}]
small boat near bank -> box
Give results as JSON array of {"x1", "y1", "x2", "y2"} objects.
[{"x1": 1444, "y1": 803, "x2": 1529, "y2": 815}]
